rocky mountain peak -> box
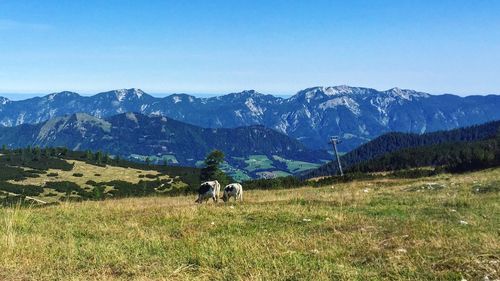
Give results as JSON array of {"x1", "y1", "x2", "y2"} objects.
[
  {"x1": 224, "y1": 90, "x2": 265, "y2": 99},
  {"x1": 290, "y1": 85, "x2": 430, "y2": 103},
  {"x1": 0, "y1": 97, "x2": 11, "y2": 105},
  {"x1": 46, "y1": 91, "x2": 81, "y2": 100},
  {"x1": 384, "y1": 87, "x2": 430, "y2": 100},
  {"x1": 168, "y1": 94, "x2": 197, "y2": 104},
  {"x1": 113, "y1": 88, "x2": 146, "y2": 101},
  {"x1": 291, "y1": 86, "x2": 373, "y2": 102},
  {"x1": 92, "y1": 88, "x2": 150, "y2": 102}
]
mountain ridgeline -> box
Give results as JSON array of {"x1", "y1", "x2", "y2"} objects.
[
  {"x1": 1, "y1": 86, "x2": 500, "y2": 151},
  {"x1": 0, "y1": 112, "x2": 329, "y2": 169},
  {"x1": 305, "y1": 120, "x2": 500, "y2": 178}
]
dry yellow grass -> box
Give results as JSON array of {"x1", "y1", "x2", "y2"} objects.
[
  {"x1": 6, "y1": 160, "x2": 174, "y2": 202},
  {"x1": 9, "y1": 160, "x2": 170, "y2": 187},
  {"x1": 0, "y1": 168, "x2": 499, "y2": 280}
]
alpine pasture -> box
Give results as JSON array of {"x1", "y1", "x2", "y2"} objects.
[{"x1": 1, "y1": 168, "x2": 498, "y2": 280}]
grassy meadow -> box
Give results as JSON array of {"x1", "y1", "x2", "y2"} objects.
[
  {"x1": 1, "y1": 168, "x2": 499, "y2": 280},
  {"x1": 6, "y1": 160, "x2": 176, "y2": 203}
]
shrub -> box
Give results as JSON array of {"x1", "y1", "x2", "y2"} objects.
[
  {"x1": 92, "y1": 185, "x2": 106, "y2": 200},
  {"x1": 0, "y1": 182, "x2": 44, "y2": 196},
  {"x1": 72, "y1": 173, "x2": 84, "y2": 177},
  {"x1": 44, "y1": 181, "x2": 91, "y2": 198},
  {"x1": 86, "y1": 180, "x2": 98, "y2": 186},
  {"x1": 389, "y1": 168, "x2": 441, "y2": 179}
]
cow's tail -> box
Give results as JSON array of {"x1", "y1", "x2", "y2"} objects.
[{"x1": 239, "y1": 185, "x2": 243, "y2": 201}]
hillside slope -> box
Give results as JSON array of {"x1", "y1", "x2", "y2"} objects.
[
  {"x1": 0, "y1": 147, "x2": 200, "y2": 204},
  {"x1": 349, "y1": 136, "x2": 500, "y2": 173},
  {"x1": 0, "y1": 112, "x2": 330, "y2": 179},
  {"x1": 1, "y1": 86, "x2": 500, "y2": 150},
  {"x1": 305, "y1": 120, "x2": 500, "y2": 178},
  {"x1": 1, "y1": 168, "x2": 498, "y2": 280}
]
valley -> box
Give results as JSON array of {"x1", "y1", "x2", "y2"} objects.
[{"x1": 0, "y1": 112, "x2": 328, "y2": 180}]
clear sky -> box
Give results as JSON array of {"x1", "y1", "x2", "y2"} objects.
[{"x1": 1, "y1": 0, "x2": 499, "y2": 96}]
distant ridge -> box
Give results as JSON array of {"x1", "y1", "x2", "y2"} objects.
[{"x1": 1, "y1": 86, "x2": 500, "y2": 151}]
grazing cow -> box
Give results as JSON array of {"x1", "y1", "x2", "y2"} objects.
[
  {"x1": 222, "y1": 183, "x2": 243, "y2": 202},
  {"x1": 195, "y1": 180, "x2": 221, "y2": 203}
]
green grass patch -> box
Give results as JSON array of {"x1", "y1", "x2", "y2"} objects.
[
  {"x1": 272, "y1": 155, "x2": 321, "y2": 173},
  {"x1": 256, "y1": 170, "x2": 292, "y2": 178},
  {"x1": 244, "y1": 155, "x2": 275, "y2": 172}
]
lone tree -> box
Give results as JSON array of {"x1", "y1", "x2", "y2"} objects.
[
  {"x1": 85, "y1": 150, "x2": 93, "y2": 161},
  {"x1": 200, "y1": 150, "x2": 231, "y2": 186},
  {"x1": 33, "y1": 146, "x2": 42, "y2": 161},
  {"x1": 95, "y1": 151, "x2": 103, "y2": 164},
  {"x1": 104, "y1": 152, "x2": 110, "y2": 164}
]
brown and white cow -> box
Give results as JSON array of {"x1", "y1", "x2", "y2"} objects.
[
  {"x1": 222, "y1": 183, "x2": 243, "y2": 202},
  {"x1": 195, "y1": 180, "x2": 221, "y2": 203}
]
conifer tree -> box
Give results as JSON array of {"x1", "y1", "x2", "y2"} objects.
[{"x1": 200, "y1": 150, "x2": 231, "y2": 186}]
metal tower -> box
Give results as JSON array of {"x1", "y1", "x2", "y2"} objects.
[{"x1": 329, "y1": 136, "x2": 344, "y2": 176}]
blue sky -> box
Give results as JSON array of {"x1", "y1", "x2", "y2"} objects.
[{"x1": 0, "y1": 0, "x2": 499, "y2": 97}]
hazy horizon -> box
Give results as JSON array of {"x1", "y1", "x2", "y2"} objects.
[{"x1": 2, "y1": 84, "x2": 500, "y2": 101}]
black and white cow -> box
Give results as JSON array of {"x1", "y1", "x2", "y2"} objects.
[
  {"x1": 195, "y1": 180, "x2": 221, "y2": 203},
  {"x1": 222, "y1": 183, "x2": 243, "y2": 202}
]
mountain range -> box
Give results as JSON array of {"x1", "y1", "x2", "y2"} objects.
[
  {"x1": 0, "y1": 112, "x2": 329, "y2": 180},
  {"x1": 1, "y1": 86, "x2": 500, "y2": 151}
]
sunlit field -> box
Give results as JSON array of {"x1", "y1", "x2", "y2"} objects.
[{"x1": 1, "y1": 168, "x2": 499, "y2": 280}]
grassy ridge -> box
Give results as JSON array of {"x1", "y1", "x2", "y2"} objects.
[
  {"x1": 0, "y1": 148, "x2": 201, "y2": 204},
  {"x1": 1, "y1": 168, "x2": 499, "y2": 280}
]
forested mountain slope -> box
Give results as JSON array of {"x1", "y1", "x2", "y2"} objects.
[{"x1": 305, "y1": 120, "x2": 500, "y2": 178}]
